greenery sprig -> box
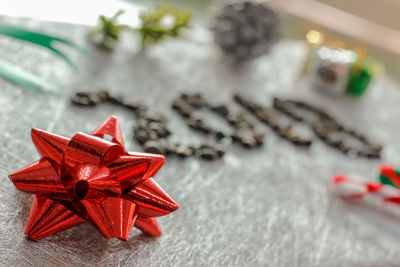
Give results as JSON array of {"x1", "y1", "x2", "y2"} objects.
[
  {"x1": 89, "y1": 10, "x2": 125, "y2": 50},
  {"x1": 137, "y1": 4, "x2": 191, "y2": 49},
  {"x1": 89, "y1": 5, "x2": 192, "y2": 51}
]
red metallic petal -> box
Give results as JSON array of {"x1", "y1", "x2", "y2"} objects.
[
  {"x1": 25, "y1": 196, "x2": 85, "y2": 240},
  {"x1": 127, "y1": 152, "x2": 165, "y2": 181},
  {"x1": 91, "y1": 116, "x2": 124, "y2": 147},
  {"x1": 80, "y1": 198, "x2": 138, "y2": 241},
  {"x1": 8, "y1": 158, "x2": 71, "y2": 201},
  {"x1": 31, "y1": 128, "x2": 70, "y2": 166},
  {"x1": 125, "y1": 178, "x2": 179, "y2": 217},
  {"x1": 134, "y1": 216, "x2": 161, "y2": 237},
  {"x1": 106, "y1": 155, "x2": 150, "y2": 194},
  {"x1": 63, "y1": 133, "x2": 124, "y2": 172},
  {"x1": 84, "y1": 180, "x2": 121, "y2": 199}
]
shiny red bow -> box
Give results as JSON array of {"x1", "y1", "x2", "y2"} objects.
[{"x1": 9, "y1": 116, "x2": 179, "y2": 241}]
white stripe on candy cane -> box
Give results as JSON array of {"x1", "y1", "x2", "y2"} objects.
[{"x1": 331, "y1": 174, "x2": 400, "y2": 218}]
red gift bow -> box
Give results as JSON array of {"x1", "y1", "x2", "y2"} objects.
[{"x1": 9, "y1": 116, "x2": 179, "y2": 241}]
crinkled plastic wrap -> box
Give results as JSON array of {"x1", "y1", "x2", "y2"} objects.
[{"x1": 1, "y1": 17, "x2": 400, "y2": 266}]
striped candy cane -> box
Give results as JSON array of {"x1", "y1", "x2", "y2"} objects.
[
  {"x1": 331, "y1": 174, "x2": 400, "y2": 205},
  {"x1": 379, "y1": 164, "x2": 400, "y2": 188}
]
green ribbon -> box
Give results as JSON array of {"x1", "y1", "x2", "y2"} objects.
[
  {"x1": 0, "y1": 23, "x2": 89, "y2": 93},
  {"x1": 0, "y1": 23, "x2": 89, "y2": 69},
  {"x1": 0, "y1": 58, "x2": 59, "y2": 94}
]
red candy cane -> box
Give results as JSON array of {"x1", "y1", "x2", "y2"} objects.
[{"x1": 331, "y1": 174, "x2": 400, "y2": 205}]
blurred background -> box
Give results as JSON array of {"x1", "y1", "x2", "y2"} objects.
[{"x1": 1, "y1": 0, "x2": 399, "y2": 75}]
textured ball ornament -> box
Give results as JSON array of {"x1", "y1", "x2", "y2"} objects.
[{"x1": 212, "y1": 1, "x2": 281, "y2": 61}]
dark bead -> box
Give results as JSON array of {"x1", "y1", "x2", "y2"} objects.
[
  {"x1": 227, "y1": 115, "x2": 239, "y2": 126},
  {"x1": 231, "y1": 133, "x2": 240, "y2": 142},
  {"x1": 303, "y1": 140, "x2": 312, "y2": 147},
  {"x1": 266, "y1": 117, "x2": 279, "y2": 128},
  {"x1": 251, "y1": 105, "x2": 263, "y2": 114},
  {"x1": 339, "y1": 143, "x2": 351, "y2": 153},
  {"x1": 284, "y1": 110, "x2": 303, "y2": 122},
  {"x1": 291, "y1": 137, "x2": 312, "y2": 147},
  {"x1": 357, "y1": 135, "x2": 369, "y2": 143},
  {"x1": 188, "y1": 118, "x2": 203, "y2": 130},
  {"x1": 276, "y1": 126, "x2": 290, "y2": 138},
  {"x1": 183, "y1": 94, "x2": 205, "y2": 108},
  {"x1": 144, "y1": 114, "x2": 167, "y2": 123},
  {"x1": 233, "y1": 94, "x2": 243, "y2": 104},
  {"x1": 255, "y1": 110, "x2": 269, "y2": 122},
  {"x1": 165, "y1": 144, "x2": 175, "y2": 155},
  {"x1": 148, "y1": 122, "x2": 169, "y2": 138},
  {"x1": 175, "y1": 145, "x2": 194, "y2": 158},
  {"x1": 132, "y1": 105, "x2": 148, "y2": 116},
  {"x1": 199, "y1": 148, "x2": 218, "y2": 160},
  {"x1": 234, "y1": 128, "x2": 257, "y2": 148},
  {"x1": 311, "y1": 121, "x2": 322, "y2": 131},
  {"x1": 172, "y1": 99, "x2": 186, "y2": 110},
  {"x1": 107, "y1": 95, "x2": 124, "y2": 105},
  {"x1": 319, "y1": 119, "x2": 340, "y2": 133},
  {"x1": 134, "y1": 130, "x2": 150, "y2": 145},
  {"x1": 180, "y1": 93, "x2": 189, "y2": 100},
  {"x1": 270, "y1": 122, "x2": 280, "y2": 131},
  {"x1": 254, "y1": 135, "x2": 264, "y2": 146},
  {"x1": 358, "y1": 147, "x2": 381, "y2": 159},
  {"x1": 75, "y1": 92, "x2": 101, "y2": 103},
  {"x1": 203, "y1": 127, "x2": 213, "y2": 134},
  {"x1": 325, "y1": 133, "x2": 343, "y2": 148},
  {"x1": 345, "y1": 129, "x2": 366, "y2": 141},
  {"x1": 143, "y1": 141, "x2": 165, "y2": 155},
  {"x1": 272, "y1": 98, "x2": 285, "y2": 109},
  {"x1": 97, "y1": 90, "x2": 110, "y2": 101},
  {"x1": 364, "y1": 144, "x2": 383, "y2": 153},
  {"x1": 122, "y1": 102, "x2": 139, "y2": 111},
  {"x1": 179, "y1": 106, "x2": 194, "y2": 118},
  {"x1": 315, "y1": 131, "x2": 328, "y2": 141},
  {"x1": 245, "y1": 104, "x2": 257, "y2": 114},
  {"x1": 158, "y1": 128, "x2": 171, "y2": 138},
  {"x1": 71, "y1": 95, "x2": 97, "y2": 106},
  {"x1": 216, "y1": 149, "x2": 226, "y2": 157},
  {"x1": 215, "y1": 131, "x2": 226, "y2": 140},
  {"x1": 76, "y1": 92, "x2": 91, "y2": 97},
  {"x1": 147, "y1": 129, "x2": 159, "y2": 140},
  {"x1": 312, "y1": 121, "x2": 330, "y2": 140},
  {"x1": 193, "y1": 98, "x2": 206, "y2": 108},
  {"x1": 239, "y1": 137, "x2": 255, "y2": 148},
  {"x1": 211, "y1": 105, "x2": 229, "y2": 116}
]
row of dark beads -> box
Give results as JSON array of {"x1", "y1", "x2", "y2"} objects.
[
  {"x1": 234, "y1": 94, "x2": 312, "y2": 147},
  {"x1": 72, "y1": 91, "x2": 225, "y2": 160},
  {"x1": 273, "y1": 97, "x2": 382, "y2": 159},
  {"x1": 172, "y1": 93, "x2": 264, "y2": 149}
]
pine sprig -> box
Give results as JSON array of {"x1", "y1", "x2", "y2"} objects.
[
  {"x1": 137, "y1": 5, "x2": 192, "y2": 49},
  {"x1": 89, "y1": 5, "x2": 192, "y2": 51},
  {"x1": 89, "y1": 10, "x2": 125, "y2": 50}
]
